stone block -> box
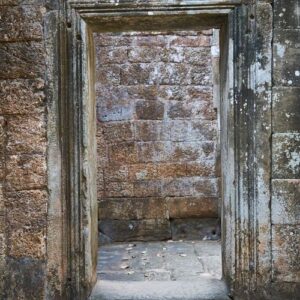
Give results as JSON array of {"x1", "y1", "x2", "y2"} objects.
[
  {"x1": 166, "y1": 197, "x2": 218, "y2": 219},
  {"x1": 167, "y1": 102, "x2": 192, "y2": 119},
  {"x1": 272, "y1": 224, "x2": 300, "y2": 282},
  {"x1": 193, "y1": 178, "x2": 220, "y2": 197},
  {"x1": 186, "y1": 86, "x2": 213, "y2": 102},
  {"x1": 134, "y1": 121, "x2": 169, "y2": 141},
  {"x1": 272, "y1": 179, "x2": 300, "y2": 225},
  {"x1": 273, "y1": 87, "x2": 300, "y2": 132},
  {"x1": 0, "y1": 42, "x2": 45, "y2": 79},
  {"x1": 102, "y1": 122, "x2": 133, "y2": 142},
  {"x1": 120, "y1": 63, "x2": 153, "y2": 85},
  {"x1": 0, "y1": 79, "x2": 45, "y2": 115},
  {"x1": 274, "y1": 0, "x2": 300, "y2": 29},
  {"x1": 133, "y1": 180, "x2": 162, "y2": 197},
  {"x1": 127, "y1": 163, "x2": 157, "y2": 181},
  {"x1": 167, "y1": 100, "x2": 216, "y2": 120},
  {"x1": 190, "y1": 120, "x2": 217, "y2": 141},
  {"x1": 162, "y1": 178, "x2": 194, "y2": 197},
  {"x1": 156, "y1": 63, "x2": 189, "y2": 85},
  {"x1": 167, "y1": 47, "x2": 184, "y2": 63},
  {"x1": 158, "y1": 85, "x2": 212, "y2": 102},
  {"x1": 126, "y1": 85, "x2": 158, "y2": 100},
  {"x1": 137, "y1": 142, "x2": 171, "y2": 163},
  {"x1": 108, "y1": 142, "x2": 138, "y2": 164},
  {"x1": 128, "y1": 46, "x2": 165, "y2": 62},
  {"x1": 158, "y1": 85, "x2": 187, "y2": 101},
  {"x1": 94, "y1": 34, "x2": 131, "y2": 47},
  {"x1": 170, "y1": 141, "x2": 214, "y2": 162},
  {"x1": 168, "y1": 120, "x2": 190, "y2": 141},
  {"x1": 96, "y1": 65, "x2": 121, "y2": 85},
  {"x1": 189, "y1": 64, "x2": 212, "y2": 85},
  {"x1": 6, "y1": 114, "x2": 46, "y2": 154},
  {"x1": 132, "y1": 35, "x2": 167, "y2": 47},
  {"x1": 99, "y1": 219, "x2": 171, "y2": 242},
  {"x1": 103, "y1": 165, "x2": 128, "y2": 182},
  {"x1": 156, "y1": 163, "x2": 186, "y2": 178},
  {"x1": 4, "y1": 257, "x2": 45, "y2": 300},
  {"x1": 8, "y1": 230, "x2": 45, "y2": 259},
  {"x1": 170, "y1": 35, "x2": 211, "y2": 47},
  {"x1": 135, "y1": 100, "x2": 164, "y2": 120},
  {"x1": 186, "y1": 161, "x2": 216, "y2": 177},
  {"x1": 5, "y1": 190, "x2": 47, "y2": 231},
  {"x1": 171, "y1": 218, "x2": 220, "y2": 240},
  {"x1": 0, "y1": 5, "x2": 45, "y2": 42},
  {"x1": 99, "y1": 197, "x2": 168, "y2": 220},
  {"x1": 98, "y1": 84, "x2": 158, "y2": 102},
  {"x1": 6, "y1": 154, "x2": 47, "y2": 191},
  {"x1": 184, "y1": 47, "x2": 212, "y2": 65},
  {"x1": 273, "y1": 30, "x2": 300, "y2": 87},
  {"x1": 97, "y1": 101, "x2": 134, "y2": 122},
  {"x1": 96, "y1": 46, "x2": 127, "y2": 64},
  {"x1": 104, "y1": 181, "x2": 134, "y2": 198},
  {"x1": 272, "y1": 133, "x2": 300, "y2": 179}
]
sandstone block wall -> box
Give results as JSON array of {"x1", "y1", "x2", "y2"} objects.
[
  {"x1": 0, "y1": 3, "x2": 48, "y2": 299},
  {"x1": 94, "y1": 31, "x2": 221, "y2": 242},
  {"x1": 272, "y1": 0, "x2": 300, "y2": 286}
]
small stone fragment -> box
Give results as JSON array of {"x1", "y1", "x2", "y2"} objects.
[{"x1": 120, "y1": 264, "x2": 130, "y2": 269}]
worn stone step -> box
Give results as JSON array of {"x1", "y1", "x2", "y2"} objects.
[{"x1": 90, "y1": 279, "x2": 230, "y2": 300}]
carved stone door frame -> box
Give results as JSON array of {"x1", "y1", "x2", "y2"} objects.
[{"x1": 46, "y1": 1, "x2": 273, "y2": 299}]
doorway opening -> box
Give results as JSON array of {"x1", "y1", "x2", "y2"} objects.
[{"x1": 92, "y1": 29, "x2": 227, "y2": 299}]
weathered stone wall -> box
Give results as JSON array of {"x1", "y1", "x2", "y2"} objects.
[
  {"x1": 0, "y1": 0, "x2": 299, "y2": 299},
  {"x1": 94, "y1": 31, "x2": 221, "y2": 242},
  {"x1": 272, "y1": 0, "x2": 300, "y2": 287},
  {"x1": 0, "y1": 2, "x2": 49, "y2": 299}
]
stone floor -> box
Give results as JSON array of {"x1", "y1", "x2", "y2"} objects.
[{"x1": 90, "y1": 240, "x2": 230, "y2": 300}]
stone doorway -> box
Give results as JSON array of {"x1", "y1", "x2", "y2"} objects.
[
  {"x1": 47, "y1": 1, "x2": 274, "y2": 298},
  {"x1": 91, "y1": 29, "x2": 227, "y2": 299}
]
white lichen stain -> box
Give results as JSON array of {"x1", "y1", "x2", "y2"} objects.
[
  {"x1": 295, "y1": 70, "x2": 300, "y2": 76},
  {"x1": 288, "y1": 80, "x2": 293, "y2": 85},
  {"x1": 276, "y1": 44, "x2": 286, "y2": 58},
  {"x1": 136, "y1": 170, "x2": 148, "y2": 180},
  {"x1": 287, "y1": 150, "x2": 300, "y2": 174},
  {"x1": 110, "y1": 0, "x2": 119, "y2": 5}
]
